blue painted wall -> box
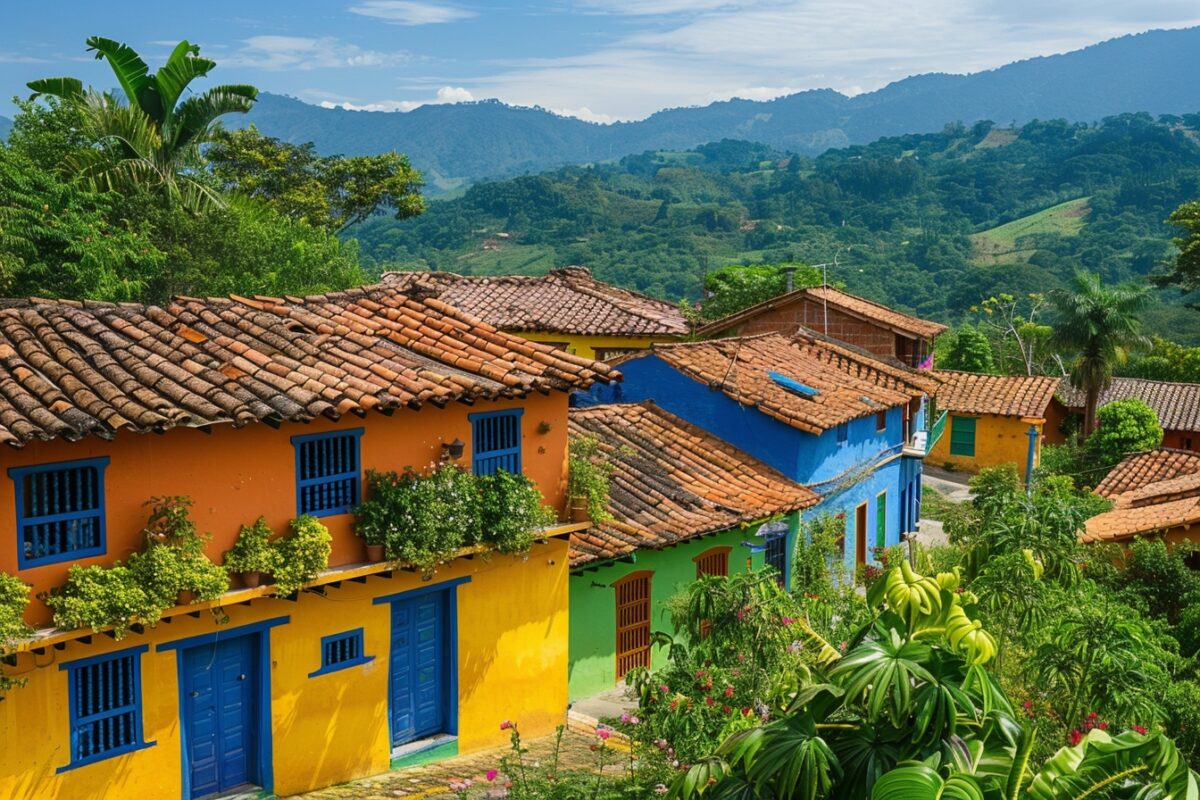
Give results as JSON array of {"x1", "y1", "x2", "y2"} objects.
[{"x1": 577, "y1": 354, "x2": 927, "y2": 564}]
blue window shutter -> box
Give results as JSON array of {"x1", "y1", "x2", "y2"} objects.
[
  {"x1": 59, "y1": 646, "x2": 151, "y2": 771},
  {"x1": 9, "y1": 457, "x2": 110, "y2": 568},
  {"x1": 291, "y1": 429, "x2": 364, "y2": 517},
  {"x1": 469, "y1": 409, "x2": 523, "y2": 476},
  {"x1": 309, "y1": 628, "x2": 374, "y2": 677}
]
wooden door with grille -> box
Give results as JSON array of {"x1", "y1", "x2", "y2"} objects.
[
  {"x1": 614, "y1": 571, "x2": 652, "y2": 680},
  {"x1": 694, "y1": 547, "x2": 731, "y2": 578}
]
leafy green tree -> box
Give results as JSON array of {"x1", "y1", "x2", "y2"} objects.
[
  {"x1": 700, "y1": 262, "x2": 822, "y2": 321},
  {"x1": 1121, "y1": 336, "x2": 1200, "y2": 383},
  {"x1": 1160, "y1": 199, "x2": 1200, "y2": 297},
  {"x1": 1085, "y1": 398, "x2": 1164, "y2": 471},
  {"x1": 937, "y1": 325, "x2": 996, "y2": 373},
  {"x1": 1051, "y1": 271, "x2": 1150, "y2": 436},
  {"x1": 28, "y1": 37, "x2": 256, "y2": 209},
  {"x1": 207, "y1": 126, "x2": 424, "y2": 232}
]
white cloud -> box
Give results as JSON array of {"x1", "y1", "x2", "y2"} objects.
[
  {"x1": 225, "y1": 35, "x2": 409, "y2": 70},
  {"x1": 547, "y1": 106, "x2": 618, "y2": 124},
  {"x1": 319, "y1": 85, "x2": 475, "y2": 111},
  {"x1": 347, "y1": 0, "x2": 475, "y2": 25}
]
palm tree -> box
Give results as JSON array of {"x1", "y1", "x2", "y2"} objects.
[
  {"x1": 1050, "y1": 271, "x2": 1149, "y2": 438},
  {"x1": 28, "y1": 38, "x2": 256, "y2": 210}
]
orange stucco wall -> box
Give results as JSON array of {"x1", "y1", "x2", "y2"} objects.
[{"x1": 1, "y1": 393, "x2": 570, "y2": 627}]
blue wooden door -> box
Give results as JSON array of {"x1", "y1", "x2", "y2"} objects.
[
  {"x1": 389, "y1": 592, "x2": 447, "y2": 747},
  {"x1": 183, "y1": 635, "x2": 259, "y2": 798}
]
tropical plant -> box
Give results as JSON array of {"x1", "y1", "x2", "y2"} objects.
[
  {"x1": 1050, "y1": 271, "x2": 1150, "y2": 436},
  {"x1": 271, "y1": 516, "x2": 332, "y2": 596},
  {"x1": 43, "y1": 562, "x2": 161, "y2": 637},
  {"x1": 1160, "y1": 198, "x2": 1200, "y2": 296},
  {"x1": 1085, "y1": 398, "x2": 1163, "y2": 472},
  {"x1": 223, "y1": 517, "x2": 280, "y2": 574},
  {"x1": 28, "y1": 37, "x2": 257, "y2": 210},
  {"x1": 0, "y1": 572, "x2": 31, "y2": 646},
  {"x1": 479, "y1": 469, "x2": 555, "y2": 553},
  {"x1": 567, "y1": 435, "x2": 614, "y2": 523},
  {"x1": 129, "y1": 542, "x2": 229, "y2": 605}
]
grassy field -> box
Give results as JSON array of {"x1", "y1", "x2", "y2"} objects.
[
  {"x1": 455, "y1": 242, "x2": 558, "y2": 274},
  {"x1": 970, "y1": 196, "x2": 1090, "y2": 265}
]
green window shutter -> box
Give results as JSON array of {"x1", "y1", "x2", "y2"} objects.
[
  {"x1": 875, "y1": 493, "x2": 887, "y2": 550},
  {"x1": 949, "y1": 416, "x2": 976, "y2": 457}
]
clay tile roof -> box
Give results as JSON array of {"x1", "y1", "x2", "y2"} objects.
[
  {"x1": 932, "y1": 371, "x2": 1060, "y2": 419},
  {"x1": 1057, "y1": 377, "x2": 1200, "y2": 433},
  {"x1": 697, "y1": 284, "x2": 948, "y2": 339},
  {"x1": 650, "y1": 332, "x2": 939, "y2": 435},
  {"x1": 1082, "y1": 449, "x2": 1200, "y2": 543},
  {"x1": 0, "y1": 284, "x2": 617, "y2": 448},
  {"x1": 381, "y1": 266, "x2": 690, "y2": 337},
  {"x1": 566, "y1": 401, "x2": 820, "y2": 567}
]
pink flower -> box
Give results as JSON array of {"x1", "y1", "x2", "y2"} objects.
[
  {"x1": 781, "y1": 616, "x2": 795, "y2": 625},
  {"x1": 658, "y1": 684, "x2": 669, "y2": 694},
  {"x1": 620, "y1": 712, "x2": 631, "y2": 724},
  {"x1": 1070, "y1": 729, "x2": 1083, "y2": 746},
  {"x1": 597, "y1": 727, "x2": 611, "y2": 740},
  {"x1": 1133, "y1": 725, "x2": 1148, "y2": 734},
  {"x1": 630, "y1": 716, "x2": 640, "y2": 725},
  {"x1": 724, "y1": 685, "x2": 734, "y2": 698},
  {"x1": 499, "y1": 720, "x2": 513, "y2": 730},
  {"x1": 487, "y1": 769, "x2": 498, "y2": 781}
]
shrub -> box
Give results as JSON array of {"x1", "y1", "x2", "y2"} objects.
[
  {"x1": 0, "y1": 572, "x2": 31, "y2": 646},
  {"x1": 480, "y1": 470, "x2": 555, "y2": 553},
  {"x1": 224, "y1": 517, "x2": 279, "y2": 574},
  {"x1": 272, "y1": 515, "x2": 332, "y2": 595},
  {"x1": 937, "y1": 324, "x2": 996, "y2": 373},
  {"x1": 567, "y1": 435, "x2": 613, "y2": 523},
  {"x1": 1087, "y1": 398, "x2": 1163, "y2": 471},
  {"x1": 44, "y1": 563, "x2": 160, "y2": 636}
]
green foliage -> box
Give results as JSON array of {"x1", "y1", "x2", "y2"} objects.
[
  {"x1": 479, "y1": 470, "x2": 555, "y2": 553},
  {"x1": 1121, "y1": 336, "x2": 1200, "y2": 382},
  {"x1": 1163, "y1": 681, "x2": 1200, "y2": 768},
  {"x1": 130, "y1": 496, "x2": 229, "y2": 604},
  {"x1": 44, "y1": 563, "x2": 161, "y2": 637},
  {"x1": 271, "y1": 516, "x2": 332, "y2": 596},
  {"x1": 1162, "y1": 199, "x2": 1200, "y2": 296},
  {"x1": 208, "y1": 126, "x2": 424, "y2": 231},
  {"x1": 936, "y1": 325, "x2": 996, "y2": 373},
  {"x1": 0, "y1": 572, "x2": 31, "y2": 646},
  {"x1": 1086, "y1": 398, "x2": 1163, "y2": 471},
  {"x1": 698, "y1": 262, "x2": 822, "y2": 321},
  {"x1": 567, "y1": 435, "x2": 613, "y2": 523},
  {"x1": 223, "y1": 517, "x2": 279, "y2": 574},
  {"x1": 1035, "y1": 440, "x2": 1090, "y2": 489}
]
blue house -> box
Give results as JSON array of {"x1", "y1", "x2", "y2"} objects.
[{"x1": 574, "y1": 332, "x2": 942, "y2": 567}]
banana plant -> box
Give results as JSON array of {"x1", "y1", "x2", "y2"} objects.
[
  {"x1": 668, "y1": 564, "x2": 1198, "y2": 800},
  {"x1": 28, "y1": 37, "x2": 256, "y2": 210}
]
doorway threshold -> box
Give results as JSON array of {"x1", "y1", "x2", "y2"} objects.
[{"x1": 391, "y1": 734, "x2": 458, "y2": 769}]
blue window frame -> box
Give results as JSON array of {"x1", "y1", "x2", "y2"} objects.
[
  {"x1": 765, "y1": 531, "x2": 789, "y2": 587},
  {"x1": 470, "y1": 409, "x2": 523, "y2": 476},
  {"x1": 836, "y1": 421, "x2": 849, "y2": 445},
  {"x1": 309, "y1": 628, "x2": 374, "y2": 677},
  {"x1": 59, "y1": 645, "x2": 153, "y2": 772},
  {"x1": 292, "y1": 429, "x2": 364, "y2": 517},
  {"x1": 10, "y1": 456, "x2": 110, "y2": 568}
]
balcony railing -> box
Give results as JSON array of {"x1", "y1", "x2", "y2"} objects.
[{"x1": 903, "y1": 409, "x2": 947, "y2": 458}]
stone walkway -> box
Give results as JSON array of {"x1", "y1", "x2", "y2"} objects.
[
  {"x1": 288, "y1": 728, "x2": 626, "y2": 799},
  {"x1": 915, "y1": 467, "x2": 973, "y2": 547}
]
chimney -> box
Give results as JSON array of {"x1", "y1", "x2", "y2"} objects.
[{"x1": 783, "y1": 265, "x2": 797, "y2": 293}]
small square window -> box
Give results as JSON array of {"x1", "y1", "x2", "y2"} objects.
[
  {"x1": 836, "y1": 422, "x2": 849, "y2": 445},
  {"x1": 10, "y1": 457, "x2": 110, "y2": 568},
  {"x1": 59, "y1": 646, "x2": 152, "y2": 772},
  {"x1": 309, "y1": 629, "x2": 373, "y2": 677},
  {"x1": 292, "y1": 429, "x2": 364, "y2": 517}
]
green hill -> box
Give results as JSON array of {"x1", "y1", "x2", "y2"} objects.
[{"x1": 350, "y1": 114, "x2": 1200, "y2": 341}]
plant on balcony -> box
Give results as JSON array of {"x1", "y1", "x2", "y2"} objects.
[
  {"x1": 271, "y1": 515, "x2": 332, "y2": 596},
  {"x1": 567, "y1": 435, "x2": 613, "y2": 523},
  {"x1": 0, "y1": 572, "x2": 31, "y2": 647},
  {"x1": 359, "y1": 465, "x2": 478, "y2": 574},
  {"x1": 480, "y1": 470, "x2": 555, "y2": 554},
  {"x1": 224, "y1": 517, "x2": 279, "y2": 586},
  {"x1": 133, "y1": 497, "x2": 229, "y2": 604},
  {"x1": 43, "y1": 562, "x2": 161, "y2": 637}
]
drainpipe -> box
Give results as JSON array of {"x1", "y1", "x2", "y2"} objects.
[{"x1": 1024, "y1": 422, "x2": 1040, "y2": 492}]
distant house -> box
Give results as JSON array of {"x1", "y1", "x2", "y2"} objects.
[
  {"x1": 927, "y1": 371, "x2": 1063, "y2": 478},
  {"x1": 566, "y1": 401, "x2": 819, "y2": 700},
  {"x1": 0, "y1": 285, "x2": 615, "y2": 798},
  {"x1": 697, "y1": 285, "x2": 947, "y2": 367},
  {"x1": 574, "y1": 332, "x2": 940, "y2": 567},
  {"x1": 1054, "y1": 378, "x2": 1200, "y2": 451},
  {"x1": 383, "y1": 266, "x2": 690, "y2": 360},
  {"x1": 1083, "y1": 448, "x2": 1200, "y2": 547}
]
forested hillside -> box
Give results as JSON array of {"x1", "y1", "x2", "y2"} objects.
[
  {"x1": 244, "y1": 27, "x2": 1200, "y2": 192},
  {"x1": 352, "y1": 114, "x2": 1200, "y2": 341}
]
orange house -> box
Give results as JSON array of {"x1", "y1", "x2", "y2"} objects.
[{"x1": 0, "y1": 286, "x2": 615, "y2": 799}]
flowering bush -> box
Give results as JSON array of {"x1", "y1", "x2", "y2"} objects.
[{"x1": 479, "y1": 470, "x2": 554, "y2": 554}]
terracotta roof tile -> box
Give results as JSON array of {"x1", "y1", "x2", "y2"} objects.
[
  {"x1": 932, "y1": 371, "x2": 1060, "y2": 419},
  {"x1": 698, "y1": 284, "x2": 948, "y2": 340},
  {"x1": 381, "y1": 267, "x2": 690, "y2": 337},
  {"x1": 566, "y1": 402, "x2": 819, "y2": 567},
  {"x1": 1058, "y1": 377, "x2": 1200, "y2": 433},
  {"x1": 0, "y1": 284, "x2": 617, "y2": 448},
  {"x1": 1094, "y1": 448, "x2": 1200, "y2": 498},
  {"x1": 650, "y1": 332, "x2": 939, "y2": 435}
]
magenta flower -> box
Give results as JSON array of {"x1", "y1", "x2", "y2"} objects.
[
  {"x1": 487, "y1": 768, "x2": 498, "y2": 781},
  {"x1": 597, "y1": 727, "x2": 611, "y2": 740},
  {"x1": 499, "y1": 720, "x2": 513, "y2": 730},
  {"x1": 620, "y1": 712, "x2": 631, "y2": 724}
]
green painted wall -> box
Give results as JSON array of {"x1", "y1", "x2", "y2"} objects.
[{"x1": 567, "y1": 514, "x2": 799, "y2": 703}]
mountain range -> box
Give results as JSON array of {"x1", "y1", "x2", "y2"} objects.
[{"x1": 241, "y1": 27, "x2": 1200, "y2": 194}]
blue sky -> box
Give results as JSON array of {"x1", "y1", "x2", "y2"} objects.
[{"x1": 3, "y1": 1, "x2": 1199, "y2": 122}]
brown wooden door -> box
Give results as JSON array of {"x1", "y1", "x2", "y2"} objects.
[
  {"x1": 694, "y1": 547, "x2": 731, "y2": 578},
  {"x1": 614, "y1": 571, "x2": 652, "y2": 680},
  {"x1": 855, "y1": 503, "x2": 868, "y2": 567}
]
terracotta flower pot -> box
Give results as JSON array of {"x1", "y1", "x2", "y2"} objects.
[
  {"x1": 240, "y1": 571, "x2": 262, "y2": 589},
  {"x1": 177, "y1": 589, "x2": 195, "y2": 606},
  {"x1": 365, "y1": 543, "x2": 386, "y2": 562},
  {"x1": 569, "y1": 496, "x2": 590, "y2": 524}
]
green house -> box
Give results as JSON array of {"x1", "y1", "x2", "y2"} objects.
[{"x1": 566, "y1": 401, "x2": 819, "y2": 702}]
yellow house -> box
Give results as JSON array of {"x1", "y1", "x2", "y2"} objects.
[
  {"x1": 383, "y1": 266, "x2": 691, "y2": 359},
  {"x1": 926, "y1": 371, "x2": 1062, "y2": 480},
  {"x1": 0, "y1": 285, "x2": 615, "y2": 799}
]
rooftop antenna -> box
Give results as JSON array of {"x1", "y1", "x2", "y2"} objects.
[{"x1": 808, "y1": 247, "x2": 843, "y2": 337}]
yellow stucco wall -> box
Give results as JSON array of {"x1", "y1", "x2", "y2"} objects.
[
  {"x1": 515, "y1": 331, "x2": 672, "y2": 361},
  {"x1": 926, "y1": 413, "x2": 1042, "y2": 474},
  {"x1": 0, "y1": 539, "x2": 569, "y2": 799}
]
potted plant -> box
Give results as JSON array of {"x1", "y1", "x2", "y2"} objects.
[
  {"x1": 480, "y1": 470, "x2": 555, "y2": 554},
  {"x1": 43, "y1": 562, "x2": 161, "y2": 638},
  {"x1": 353, "y1": 477, "x2": 392, "y2": 562},
  {"x1": 567, "y1": 435, "x2": 614, "y2": 524},
  {"x1": 224, "y1": 517, "x2": 278, "y2": 587},
  {"x1": 271, "y1": 516, "x2": 333, "y2": 596},
  {"x1": 134, "y1": 497, "x2": 230, "y2": 605}
]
